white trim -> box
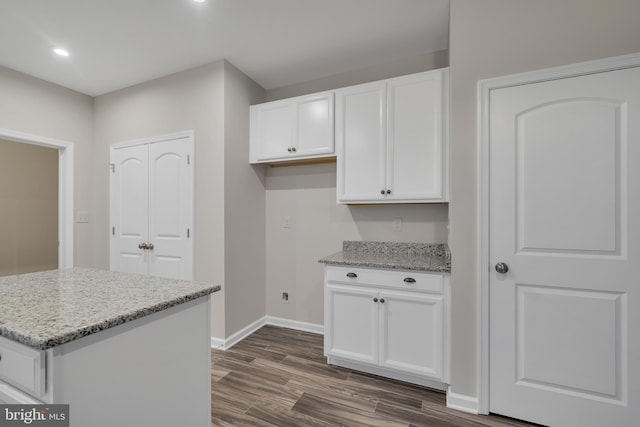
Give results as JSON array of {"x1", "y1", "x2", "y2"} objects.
[
  {"x1": 210, "y1": 316, "x2": 324, "y2": 350},
  {"x1": 0, "y1": 381, "x2": 43, "y2": 404},
  {"x1": 110, "y1": 130, "x2": 194, "y2": 150},
  {"x1": 213, "y1": 317, "x2": 266, "y2": 351},
  {"x1": 210, "y1": 336, "x2": 225, "y2": 350},
  {"x1": 446, "y1": 388, "x2": 479, "y2": 414},
  {"x1": 264, "y1": 316, "x2": 324, "y2": 335},
  {"x1": 0, "y1": 128, "x2": 74, "y2": 269},
  {"x1": 476, "y1": 52, "x2": 640, "y2": 415}
]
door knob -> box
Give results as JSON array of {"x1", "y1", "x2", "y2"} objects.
[
  {"x1": 138, "y1": 243, "x2": 148, "y2": 250},
  {"x1": 495, "y1": 262, "x2": 509, "y2": 274},
  {"x1": 147, "y1": 243, "x2": 154, "y2": 250}
]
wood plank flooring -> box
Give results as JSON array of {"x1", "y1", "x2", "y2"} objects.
[{"x1": 211, "y1": 325, "x2": 540, "y2": 427}]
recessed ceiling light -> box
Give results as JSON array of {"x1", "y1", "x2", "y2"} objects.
[
  {"x1": 53, "y1": 48, "x2": 70, "y2": 57},
  {"x1": 193, "y1": 0, "x2": 206, "y2": 3}
]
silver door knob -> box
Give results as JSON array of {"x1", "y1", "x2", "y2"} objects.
[
  {"x1": 138, "y1": 243, "x2": 148, "y2": 250},
  {"x1": 495, "y1": 262, "x2": 509, "y2": 274},
  {"x1": 147, "y1": 243, "x2": 154, "y2": 251}
]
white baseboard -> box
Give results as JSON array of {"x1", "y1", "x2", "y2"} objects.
[
  {"x1": 446, "y1": 388, "x2": 479, "y2": 414},
  {"x1": 264, "y1": 316, "x2": 324, "y2": 335},
  {"x1": 210, "y1": 316, "x2": 323, "y2": 350},
  {"x1": 210, "y1": 336, "x2": 225, "y2": 350}
]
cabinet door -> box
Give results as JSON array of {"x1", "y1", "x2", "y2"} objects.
[
  {"x1": 296, "y1": 93, "x2": 334, "y2": 157},
  {"x1": 336, "y1": 82, "x2": 386, "y2": 202},
  {"x1": 325, "y1": 284, "x2": 378, "y2": 364},
  {"x1": 251, "y1": 101, "x2": 294, "y2": 162},
  {"x1": 378, "y1": 290, "x2": 444, "y2": 380},
  {"x1": 387, "y1": 70, "x2": 446, "y2": 202}
]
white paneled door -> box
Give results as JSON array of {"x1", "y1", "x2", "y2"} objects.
[
  {"x1": 111, "y1": 133, "x2": 194, "y2": 281},
  {"x1": 488, "y1": 65, "x2": 640, "y2": 426}
]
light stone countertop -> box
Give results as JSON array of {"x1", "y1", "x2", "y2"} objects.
[
  {"x1": 0, "y1": 268, "x2": 220, "y2": 350},
  {"x1": 319, "y1": 241, "x2": 451, "y2": 273}
]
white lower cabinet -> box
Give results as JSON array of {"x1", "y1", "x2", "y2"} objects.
[
  {"x1": 0, "y1": 336, "x2": 45, "y2": 403},
  {"x1": 324, "y1": 266, "x2": 449, "y2": 388}
]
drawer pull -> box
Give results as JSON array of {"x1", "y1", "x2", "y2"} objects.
[
  {"x1": 346, "y1": 272, "x2": 358, "y2": 278},
  {"x1": 373, "y1": 297, "x2": 378, "y2": 303},
  {"x1": 403, "y1": 277, "x2": 416, "y2": 283},
  {"x1": 380, "y1": 298, "x2": 385, "y2": 303}
]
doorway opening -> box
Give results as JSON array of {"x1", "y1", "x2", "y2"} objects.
[{"x1": 0, "y1": 129, "x2": 74, "y2": 273}]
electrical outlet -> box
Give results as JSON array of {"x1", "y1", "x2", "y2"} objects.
[{"x1": 282, "y1": 291, "x2": 289, "y2": 303}]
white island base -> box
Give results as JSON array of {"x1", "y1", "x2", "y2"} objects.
[{"x1": 0, "y1": 296, "x2": 211, "y2": 427}]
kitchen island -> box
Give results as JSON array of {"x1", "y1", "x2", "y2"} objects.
[{"x1": 0, "y1": 268, "x2": 220, "y2": 427}]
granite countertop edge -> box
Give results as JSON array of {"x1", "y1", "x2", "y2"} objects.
[
  {"x1": 318, "y1": 255, "x2": 450, "y2": 273},
  {"x1": 318, "y1": 241, "x2": 451, "y2": 274},
  {"x1": 0, "y1": 268, "x2": 222, "y2": 350},
  {"x1": 0, "y1": 286, "x2": 220, "y2": 351}
]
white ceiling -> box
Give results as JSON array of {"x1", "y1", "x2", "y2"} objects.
[{"x1": 0, "y1": 0, "x2": 449, "y2": 97}]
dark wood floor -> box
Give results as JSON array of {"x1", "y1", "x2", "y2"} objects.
[{"x1": 211, "y1": 325, "x2": 539, "y2": 427}]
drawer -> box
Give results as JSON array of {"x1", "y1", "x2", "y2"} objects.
[
  {"x1": 0, "y1": 335, "x2": 45, "y2": 397},
  {"x1": 325, "y1": 265, "x2": 444, "y2": 294}
]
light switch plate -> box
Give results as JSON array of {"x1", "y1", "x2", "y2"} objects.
[{"x1": 76, "y1": 210, "x2": 89, "y2": 223}]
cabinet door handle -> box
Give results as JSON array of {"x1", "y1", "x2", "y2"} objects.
[
  {"x1": 138, "y1": 243, "x2": 148, "y2": 250},
  {"x1": 147, "y1": 243, "x2": 154, "y2": 251},
  {"x1": 373, "y1": 297, "x2": 378, "y2": 303},
  {"x1": 287, "y1": 147, "x2": 292, "y2": 152},
  {"x1": 386, "y1": 189, "x2": 391, "y2": 195},
  {"x1": 346, "y1": 272, "x2": 357, "y2": 278},
  {"x1": 291, "y1": 147, "x2": 296, "y2": 152},
  {"x1": 380, "y1": 298, "x2": 385, "y2": 303},
  {"x1": 380, "y1": 189, "x2": 385, "y2": 195},
  {"x1": 403, "y1": 277, "x2": 416, "y2": 283}
]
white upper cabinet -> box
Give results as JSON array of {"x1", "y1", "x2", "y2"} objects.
[
  {"x1": 336, "y1": 68, "x2": 449, "y2": 203},
  {"x1": 250, "y1": 92, "x2": 334, "y2": 164}
]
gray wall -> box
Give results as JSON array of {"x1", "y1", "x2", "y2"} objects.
[
  {"x1": 266, "y1": 50, "x2": 448, "y2": 101},
  {"x1": 264, "y1": 163, "x2": 449, "y2": 325},
  {"x1": 0, "y1": 139, "x2": 58, "y2": 276},
  {"x1": 93, "y1": 61, "x2": 266, "y2": 339},
  {"x1": 223, "y1": 61, "x2": 268, "y2": 336},
  {"x1": 0, "y1": 66, "x2": 94, "y2": 269},
  {"x1": 448, "y1": 0, "x2": 640, "y2": 399}
]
